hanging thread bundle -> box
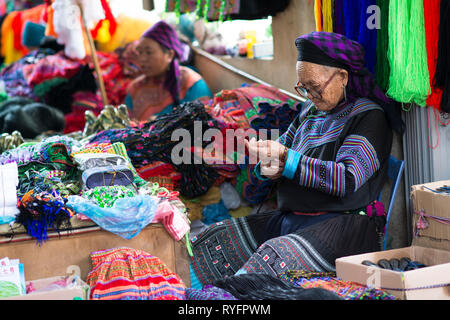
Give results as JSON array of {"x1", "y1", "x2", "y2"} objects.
[
  {"x1": 375, "y1": 0, "x2": 390, "y2": 91},
  {"x1": 314, "y1": 0, "x2": 323, "y2": 31},
  {"x1": 386, "y1": 0, "x2": 430, "y2": 107},
  {"x1": 321, "y1": 0, "x2": 333, "y2": 33},
  {"x1": 424, "y1": 0, "x2": 443, "y2": 110},
  {"x1": 434, "y1": 0, "x2": 450, "y2": 113}
]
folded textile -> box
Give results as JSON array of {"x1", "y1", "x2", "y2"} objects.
[
  {"x1": 0, "y1": 97, "x2": 65, "y2": 139},
  {"x1": 201, "y1": 200, "x2": 231, "y2": 225},
  {"x1": 88, "y1": 100, "x2": 220, "y2": 198},
  {"x1": 185, "y1": 285, "x2": 237, "y2": 300},
  {"x1": 0, "y1": 162, "x2": 19, "y2": 224},
  {"x1": 21, "y1": 51, "x2": 82, "y2": 87},
  {"x1": 154, "y1": 199, "x2": 190, "y2": 241},
  {"x1": 279, "y1": 270, "x2": 397, "y2": 300},
  {"x1": 212, "y1": 273, "x2": 342, "y2": 300},
  {"x1": 86, "y1": 247, "x2": 186, "y2": 300}
]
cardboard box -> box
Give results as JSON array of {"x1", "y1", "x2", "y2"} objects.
[
  {"x1": 411, "y1": 180, "x2": 450, "y2": 251},
  {"x1": 336, "y1": 246, "x2": 450, "y2": 300},
  {"x1": 2, "y1": 276, "x2": 90, "y2": 300}
]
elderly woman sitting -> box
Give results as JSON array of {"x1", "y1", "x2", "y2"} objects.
[
  {"x1": 125, "y1": 21, "x2": 212, "y2": 122},
  {"x1": 188, "y1": 32, "x2": 404, "y2": 288}
]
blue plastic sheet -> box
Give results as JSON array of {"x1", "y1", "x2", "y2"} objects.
[{"x1": 66, "y1": 195, "x2": 158, "y2": 239}]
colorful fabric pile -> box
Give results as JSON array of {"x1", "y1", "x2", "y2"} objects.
[
  {"x1": 88, "y1": 100, "x2": 220, "y2": 199},
  {"x1": 279, "y1": 270, "x2": 398, "y2": 300},
  {"x1": 86, "y1": 247, "x2": 186, "y2": 300}
]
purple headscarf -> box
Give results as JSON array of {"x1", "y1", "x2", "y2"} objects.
[
  {"x1": 295, "y1": 32, "x2": 404, "y2": 134},
  {"x1": 142, "y1": 20, "x2": 184, "y2": 106}
]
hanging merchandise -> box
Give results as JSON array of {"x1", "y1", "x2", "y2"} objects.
[
  {"x1": 321, "y1": 0, "x2": 333, "y2": 33},
  {"x1": 51, "y1": 0, "x2": 105, "y2": 60},
  {"x1": 386, "y1": 0, "x2": 430, "y2": 107},
  {"x1": 333, "y1": 0, "x2": 344, "y2": 35},
  {"x1": 375, "y1": 0, "x2": 390, "y2": 92},
  {"x1": 434, "y1": 0, "x2": 450, "y2": 113},
  {"x1": 0, "y1": 162, "x2": 20, "y2": 225},
  {"x1": 89, "y1": 0, "x2": 117, "y2": 43},
  {"x1": 314, "y1": 0, "x2": 323, "y2": 31},
  {"x1": 166, "y1": 0, "x2": 289, "y2": 21},
  {"x1": 166, "y1": 0, "x2": 239, "y2": 21},
  {"x1": 340, "y1": 0, "x2": 377, "y2": 74},
  {"x1": 424, "y1": 0, "x2": 443, "y2": 111}
]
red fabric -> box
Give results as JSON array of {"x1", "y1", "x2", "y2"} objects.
[
  {"x1": 95, "y1": 51, "x2": 131, "y2": 105},
  {"x1": 424, "y1": 0, "x2": 443, "y2": 109},
  {"x1": 63, "y1": 91, "x2": 103, "y2": 134},
  {"x1": 22, "y1": 52, "x2": 83, "y2": 87},
  {"x1": 11, "y1": 11, "x2": 23, "y2": 51}
]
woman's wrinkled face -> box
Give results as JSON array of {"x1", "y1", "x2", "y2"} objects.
[
  {"x1": 134, "y1": 38, "x2": 174, "y2": 78},
  {"x1": 296, "y1": 61, "x2": 348, "y2": 112}
]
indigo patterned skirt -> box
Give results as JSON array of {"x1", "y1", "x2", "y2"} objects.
[{"x1": 189, "y1": 211, "x2": 382, "y2": 288}]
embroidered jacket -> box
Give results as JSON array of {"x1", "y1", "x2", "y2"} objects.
[{"x1": 275, "y1": 98, "x2": 393, "y2": 213}]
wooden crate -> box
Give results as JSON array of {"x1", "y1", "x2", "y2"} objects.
[{"x1": 0, "y1": 224, "x2": 190, "y2": 287}]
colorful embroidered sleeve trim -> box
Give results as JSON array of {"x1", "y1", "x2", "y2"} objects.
[
  {"x1": 335, "y1": 134, "x2": 380, "y2": 192},
  {"x1": 282, "y1": 149, "x2": 302, "y2": 180},
  {"x1": 295, "y1": 134, "x2": 380, "y2": 197},
  {"x1": 297, "y1": 155, "x2": 347, "y2": 197}
]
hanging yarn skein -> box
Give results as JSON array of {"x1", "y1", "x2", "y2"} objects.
[
  {"x1": 424, "y1": 0, "x2": 443, "y2": 111},
  {"x1": 375, "y1": 0, "x2": 390, "y2": 92},
  {"x1": 322, "y1": 0, "x2": 333, "y2": 32},
  {"x1": 386, "y1": 0, "x2": 430, "y2": 107},
  {"x1": 434, "y1": 0, "x2": 450, "y2": 113},
  {"x1": 341, "y1": 0, "x2": 377, "y2": 73},
  {"x1": 333, "y1": 0, "x2": 345, "y2": 35},
  {"x1": 314, "y1": 0, "x2": 323, "y2": 31},
  {"x1": 357, "y1": 0, "x2": 377, "y2": 74}
]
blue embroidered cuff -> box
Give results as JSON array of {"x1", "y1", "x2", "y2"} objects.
[{"x1": 282, "y1": 149, "x2": 301, "y2": 180}]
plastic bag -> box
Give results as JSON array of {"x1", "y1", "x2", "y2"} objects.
[
  {"x1": 66, "y1": 195, "x2": 158, "y2": 239},
  {"x1": 220, "y1": 182, "x2": 242, "y2": 210}
]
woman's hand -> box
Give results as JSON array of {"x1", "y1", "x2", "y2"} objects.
[{"x1": 245, "y1": 138, "x2": 288, "y2": 180}]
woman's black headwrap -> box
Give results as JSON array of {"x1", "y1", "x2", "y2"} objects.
[{"x1": 296, "y1": 32, "x2": 405, "y2": 134}]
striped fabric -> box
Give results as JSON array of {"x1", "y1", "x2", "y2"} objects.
[
  {"x1": 86, "y1": 247, "x2": 186, "y2": 300},
  {"x1": 278, "y1": 98, "x2": 382, "y2": 197}
]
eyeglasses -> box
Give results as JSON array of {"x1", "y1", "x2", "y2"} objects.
[{"x1": 294, "y1": 70, "x2": 339, "y2": 100}]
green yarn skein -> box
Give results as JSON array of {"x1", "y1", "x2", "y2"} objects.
[{"x1": 387, "y1": 0, "x2": 430, "y2": 107}]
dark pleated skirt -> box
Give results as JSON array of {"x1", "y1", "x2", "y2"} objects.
[{"x1": 189, "y1": 211, "x2": 383, "y2": 287}]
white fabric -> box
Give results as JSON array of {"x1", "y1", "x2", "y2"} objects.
[
  {"x1": 52, "y1": 0, "x2": 105, "y2": 59},
  {"x1": 0, "y1": 162, "x2": 19, "y2": 224}
]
